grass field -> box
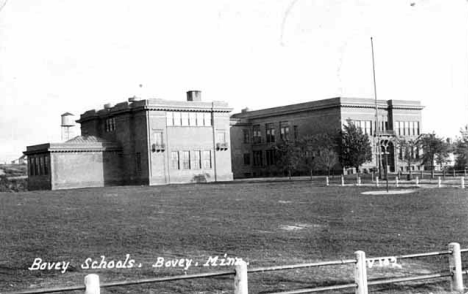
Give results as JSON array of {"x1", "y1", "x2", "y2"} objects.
[{"x1": 1, "y1": 180, "x2": 468, "y2": 293}]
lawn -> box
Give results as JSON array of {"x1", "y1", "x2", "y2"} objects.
[{"x1": 1, "y1": 181, "x2": 468, "y2": 293}]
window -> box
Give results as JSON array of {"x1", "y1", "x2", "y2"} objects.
[
  {"x1": 253, "y1": 150, "x2": 263, "y2": 166},
  {"x1": 171, "y1": 151, "x2": 180, "y2": 169},
  {"x1": 280, "y1": 122, "x2": 289, "y2": 141},
  {"x1": 182, "y1": 151, "x2": 190, "y2": 169},
  {"x1": 396, "y1": 121, "x2": 401, "y2": 136},
  {"x1": 166, "y1": 111, "x2": 212, "y2": 127},
  {"x1": 39, "y1": 156, "x2": 44, "y2": 175},
  {"x1": 403, "y1": 122, "x2": 408, "y2": 135},
  {"x1": 196, "y1": 113, "x2": 204, "y2": 126},
  {"x1": 202, "y1": 150, "x2": 212, "y2": 169},
  {"x1": 191, "y1": 150, "x2": 201, "y2": 169},
  {"x1": 293, "y1": 126, "x2": 298, "y2": 140},
  {"x1": 30, "y1": 157, "x2": 34, "y2": 176},
  {"x1": 29, "y1": 158, "x2": 33, "y2": 176},
  {"x1": 105, "y1": 118, "x2": 116, "y2": 132},
  {"x1": 243, "y1": 129, "x2": 250, "y2": 144},
  {"x1": 217, "y1": 131, "x2": 226, "y2": 143},
  {"x1": 181, "y1": 112, "x2": 189, "y2": 126},
  {"x1": 135, "y1": 153, "x2": 142, "y2": 173},
  {"x1": 44, "y1": 155, "x2": 49, "y2": 175},
  {"x1": 266, "y1": 123, "x2": 275, "y2": 143},
  {"x1": 189, "y1": 113, "x2": 197, "y2": 126},
  {"x1": 365, "y1": 121, "x2": 372, "y2": 135},
  {"x1": 173, "y1": 112, "x2": 181, "y2": 126},
  {"x1": 154, "y1": 132, "x2": 163, "y2": 145},
  {"x1": 253, "y1": 125, "x2": 262, "y2": 144},
  {"x1": 33, "y1": 157, "x2": 37, "y2": 176},
  {"x1": 35, "y1": 157, "x2": 39, "y2": 176},
  {"x1": 243, "y1": 153, "x2": 251, "y2": 166},
  {"x1": 416, "y1": 121, "x2": 420, "y2": 135},
  {"x1": 266, "y1": 149, "x2": 276, "y2": 166},
  {"x1": 203, "y1": 113, "x2": 212, "y2": 126},
  {"x1": 399, "y1": 147, "x2": 403, "y2": 160},
  {"x1": 166, "y1": 112, "x2": 173, "y2": 126}
]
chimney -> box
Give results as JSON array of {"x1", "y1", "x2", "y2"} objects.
[
  {"x1": 241, "y1": 108, "x2": 250, "y2": 113},
  {"x1": 187, "y1": 90, "x2": 201, "y2": 102}
]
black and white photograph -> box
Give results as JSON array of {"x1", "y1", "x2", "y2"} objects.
[{"x1": 1, "y1": 1, "x2": 468, "y2": 293}]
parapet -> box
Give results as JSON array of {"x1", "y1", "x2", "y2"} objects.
[{"x1": 77, "y1": 96, "x2": 232, "y2": 123}]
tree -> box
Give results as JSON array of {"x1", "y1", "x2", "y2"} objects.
[
  {"x1": 454, "y1": 126, "x2": 468, "y2": 170},
  {"x1": 420, "y1": 133, "x2": 450, "y2": 178},
  {"x1": 299, "y1": 133, "x2": 338, "y2": 178},
  {"x1": 396, "y1": 136, "x2": 422, "y2": 180},
  {"x1": 337, "y1": 120, "x2": 373, "y2": 174},
  {"x1": 274, "y1": 140, "x2": 301, "y2": 179},
  {"x1": 315, "y1": 148, "x2": 339, "y2": 176}
]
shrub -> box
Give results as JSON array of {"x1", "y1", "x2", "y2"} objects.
[{"x1": 0, "y1": 175, "x2": 28, "y2": 192}]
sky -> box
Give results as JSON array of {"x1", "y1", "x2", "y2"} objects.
[{"x1": 1, "y1": 0, "x2": 467, "y2": 162}]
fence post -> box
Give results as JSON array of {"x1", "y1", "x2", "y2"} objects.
[
  {"x1": 84, "y1": 274, "x2": 100, "y2": 294},
  {"x1": 357, "y1": 177, "x2": 361, "y2": 186},
  {"x1": 438, "y1": 177, "x2": 442, "y2": 188},
  {"x1": 453, "y1": 169, "x2": 456, "y2": 177},
  {"x1": 421, "y1": 170, "x2": 423, "y2": 179},
  {"x1": 354, "y1": 251, "x2": 368, "y2": 294},
  {"x1": 341, "y1": 175, "x2": 345, "y2": 186},
  {"x1": 234, "y1": 260, "x2": 248, "y2": 294},
  {"x1": 326, "y1": 176, "x2": 329, "y2": 186},
  {"x1": 461, "y1": 177, "x2": 465, "y2": 189},
  {"x1": 375, "y1": 177, "x2": 379, "y2": 187},
  {"x1": 448, "y1": 242, "x2": 464, "y2": 293},
  {"x1": 395, "y1": 177, "x2": 399, "y2": 188}
]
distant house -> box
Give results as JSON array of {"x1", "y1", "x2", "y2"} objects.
[
  {"x1": 11, "y1": 155, "x2": 27, "y2": 165},
  {"x1": 24, "y1": 91, "x2": 234, "y2": 190}
]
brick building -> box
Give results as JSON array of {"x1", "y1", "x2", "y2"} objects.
[
  {"x1": 24, "y1": 91, "x2": 233, "y2": 190},
  {"x1": 230, "y1": 97, "x2": 424, "y2": 178}
]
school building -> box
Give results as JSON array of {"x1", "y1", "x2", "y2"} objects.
[
  {"x1": 229, "y1": 97, "x2": 424, "y2": 178},
  {"x1": 24, "y1": 91, "x2": 233, "y2": 190}
]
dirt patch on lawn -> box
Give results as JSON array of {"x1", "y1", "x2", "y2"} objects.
[
  {"x1": 279, "y1": 223, "x2": 323, "y2": 231},
  {"x1": 362, "y1": 190, "x2": 416, "y2": 195}
]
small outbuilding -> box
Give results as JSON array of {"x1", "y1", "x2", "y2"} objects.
[{"x1": 24, "y1": 136, "x2": 122, "y2": 190}]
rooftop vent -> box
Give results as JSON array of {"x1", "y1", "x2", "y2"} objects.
[{"x1": 241, "y1": 108, "x2": 250, "y2": 113}]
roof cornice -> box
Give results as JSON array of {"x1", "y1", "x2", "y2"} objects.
[
  {"x1": 232, "y1": 98, "x2": 424, "y2": 120},
  {"x1": 78, "y1": 102, "x2": 232, "y2": 123},
  {"x1": 24, "y1": 143, "x2": 122, "y2": 155}
]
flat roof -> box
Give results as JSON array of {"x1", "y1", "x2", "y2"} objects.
[{"x1": 231, "y1": 97, "x2": 423, "y2": 120}]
